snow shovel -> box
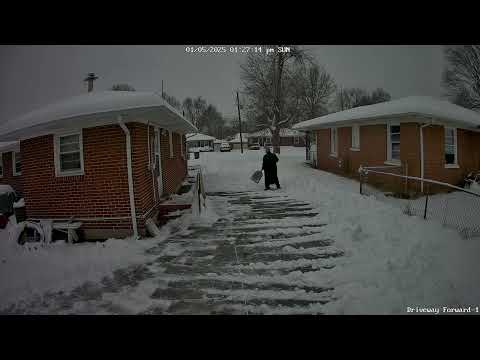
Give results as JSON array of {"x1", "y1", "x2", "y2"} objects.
[{"x1": 251, "y1": 170, "x2": 263, "y2": 184}]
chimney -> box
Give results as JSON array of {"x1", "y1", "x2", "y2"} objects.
[{"x1": 84, "y1": 72, "x2": 98, "y2": 92}]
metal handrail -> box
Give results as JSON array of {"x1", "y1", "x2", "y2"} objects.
[{"x1": 360, "y1": 168, "x2": 480, "y2": 198}]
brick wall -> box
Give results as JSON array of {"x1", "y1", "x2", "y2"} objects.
[
  {"x1": 0, "y1": 151, "x2": 24, "y2": 196},
  {"x1": 20, "y1": 122, "x2": 188, "y2": 239},
  {"x1": 160, "y1": 129, "x2": 187, "y2": 194},
  {"x1": 423, "y1": 126, "x2": 479, "y2": 187},
  {"x1": 21, "y1": 125, "x2": 132, "y2": 238},
  {"x1": 315, "y1": 119, "x2": 480, "y2": 193}
]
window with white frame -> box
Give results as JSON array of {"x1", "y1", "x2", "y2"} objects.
[
  {"x1": 55, "y1": 132, "x2": 83, "y2": 175},
  {"x1": 169, "y1": 131, "x2": 174, "y2": 158},
  {"x1": 351, "y1": 125, "x2": 360, "y2": 150},
  {"x1": 13, "y1": 151, "x2": 22, "y2": 176},
  {"x1": 330, "y1": 128, "x2": 338, "y2": 156},
  {"x1": 0, "y1": 153, "x2": 3, "y2": 177},
  {"x1": 387, "y1": 124, "x2": 400, "y2": 162},
  {"x1": 444, "y1": 127, "x2": 458, "y2": 166}
]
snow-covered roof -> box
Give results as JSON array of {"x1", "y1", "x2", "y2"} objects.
[
  {"x1": 186, "y1": 133, "x2": 216, "y2": 142},
  {"x1": 0, "y1": 91, "x2": 197, "y2": 142},
  {"x1": 229, "y1": 133, "x2": 249, "y2": 143},
  {"x1": 249, "y1": 128, "x2": 303, "y2": 137},
  {"x1": 0, "y1": 141, "x2": 19, "y2": 153},
  {"x1": 292, "y1": 96, "x2": 480, "y2": 131}
]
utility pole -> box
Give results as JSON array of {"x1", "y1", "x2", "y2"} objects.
[
  {"x1": 162, "y1": 80, "x2": 164, "y2": 99},
  {"x1": 236, "y1": 91, "x2": 244, "y2": 153},
  {"x1": 84, "y1": 73, "x2": 98, "y2": 92}
]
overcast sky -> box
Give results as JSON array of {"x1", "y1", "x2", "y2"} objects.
[{"x1": 0, "y1": 45, "x2": 445, "y2": 123}]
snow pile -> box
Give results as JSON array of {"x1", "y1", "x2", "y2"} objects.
[
  {"x1": 199, "y1": 147, "x2": 480, "y2": 314},
  {"x1": 0, "y1": 209, "x2": 195, "y2": 310},
  {"x1": 470, "y1": 181, "x2": 480, "y2": 195},
  {"x1": 13, "y1": 198, "x2": 25, "y2": 208}
]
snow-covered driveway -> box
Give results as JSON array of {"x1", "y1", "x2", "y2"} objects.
[{"x1": 1, "y1": 187, "x2": 344, "y2": 314}]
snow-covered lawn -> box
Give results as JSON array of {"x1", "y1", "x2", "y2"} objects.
[{"x1": 197, "y1": 147, "x2": 480, "y2": 314}]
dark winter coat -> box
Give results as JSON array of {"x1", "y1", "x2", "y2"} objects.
[{"x1": 262, "y1": 152, "x2": 279, "y2": 187}]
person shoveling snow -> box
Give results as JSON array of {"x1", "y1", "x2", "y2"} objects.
[{"x1": 262, "y1": 146, "x2": 281, "y2": 190}]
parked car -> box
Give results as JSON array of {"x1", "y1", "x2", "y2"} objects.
[
  {"x1": 220, "y1": 142, "x2": 231, "y2": 152},
  {"x1": 249, "y1": 143, "x2": 261, "y2": 150},
  {"x1": 199, "y1": 146, "x2": 213, "y2": 152}
]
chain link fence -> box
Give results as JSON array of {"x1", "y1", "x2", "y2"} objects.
[{"x1": 359, "y1": 166, "x2": 480, "y2": 239}]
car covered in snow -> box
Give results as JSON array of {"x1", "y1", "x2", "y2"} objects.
[
  {"x1": 220, "y1": 142, "x2": 231, "y2": 152},
  {"x1": 248, "y1": 142, "x2": 261, "y2": 150}
]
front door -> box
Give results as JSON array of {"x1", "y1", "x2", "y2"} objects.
[{"x1": 154, "y1": 128, "x2": 163, "y2": 197}]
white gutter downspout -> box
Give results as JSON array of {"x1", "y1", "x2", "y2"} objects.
[
  {"x1": 118, "y1": 115, "x2": 139, "y2": 240},
  {"x1": 420, "y1": 121, "x2": 434, "y2": 193},
  {"x1": 147, "y1": 121, "x2": 157, "y2": 203}
]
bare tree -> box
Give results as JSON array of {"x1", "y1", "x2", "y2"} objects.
[
  {"x1": 295, "y1": 62, "x2": 336, "y2": 119},
  {"x1": 163, "y1": 92, "x2": 181, "y2": 111},
  {"x1": 111, "y1": 83, "x2": 136, "y2": 91},
  {"x1": 240, "y1": 45, "x2": 312, "y2": 153},
  {"x1": 334, "y1": 87, "x2": 391, "y2": 111},
  {"x1": 443, "y1": 45, "x2": 480, "y2": 110},
  {"x1": 182, "y1": 98, "x2": 195, "y2": 125}
]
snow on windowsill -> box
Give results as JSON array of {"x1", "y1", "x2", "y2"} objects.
[
  {"x1": 445, "y1": 164, "x2": 460, "y2": 169},
  {"x1": 350, "y1": 148, "x2": 360, "y2": 152},
  {"x1": 384, "y1": 160, "x2": 401, "y2": 166}
]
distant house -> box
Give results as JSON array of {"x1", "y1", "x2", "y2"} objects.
[
  {"x1": 213, "y1": 139, "x2": 223, "y2": 152},
  {"x1": 293, "y1": 96, "x2": 480, "y2": 193},
  {"x1": 186, "y1": 133, "x2": 215, "y2": 152},
  {"x1": 228, "y1": 133, "x2": 249, "y2": 150},
  {"x1": 0, "y1": 91, "x2": 197, "y2": 239},
  {"x1": 248, "y1": 128, "x2": 306, "y2": 147},
  {"x1": 0, "y1": 141, "x2": 23, "y2": 196}
]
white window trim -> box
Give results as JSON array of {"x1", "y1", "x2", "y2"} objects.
[
  {"x1": 12, "y1": 151, "x2": 22, "y2": 176},
  {"x1": 0, "y1": 152, "x2": 3, "y2": 178},
  {"x1": 169, "y1": 131, "x2": 174, "y2": 158},
  {"x1": 330, "y1": 127, "x2": 338, "y2": 157},
  {"x1": 54, "y1": 131, "x2": 85, "y2": 177},
  {"x1": 386, "y1": 123, "x2": 401, "y2": 165},
  {"x1": 350, "y1": 125, "x2": 360, "y2": 151},
  {"x1": 444, "y1": 127, "x2": 458, "y2": 169}
]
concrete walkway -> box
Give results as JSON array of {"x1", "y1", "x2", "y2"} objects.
[{"x1": 2, "y1": 190, "x2": 343, "y2": 315}]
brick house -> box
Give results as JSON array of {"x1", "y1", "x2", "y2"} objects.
[
  {"x1": 228, "y1": 133, "x2": 249, "y2": 150},
  {"x1": 186, "y1": 133, "x2": 215, "y2": 152},
  {"x1": 0, "y1": 91, "x2": 197, "y2": 239},
  {"x1": 0, "y1": 141, "x2": 23, "y2": 196},
  {"x1": 293, "y1": 96, "x2": 480, "y2": 193},
  {"x1": 248, "y1": 128, "x2": 306, "y2": 148}
]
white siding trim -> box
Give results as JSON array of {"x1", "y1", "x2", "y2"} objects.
[{"x1": 54, "y1": 130, "x2": 84, "y2": 177}]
